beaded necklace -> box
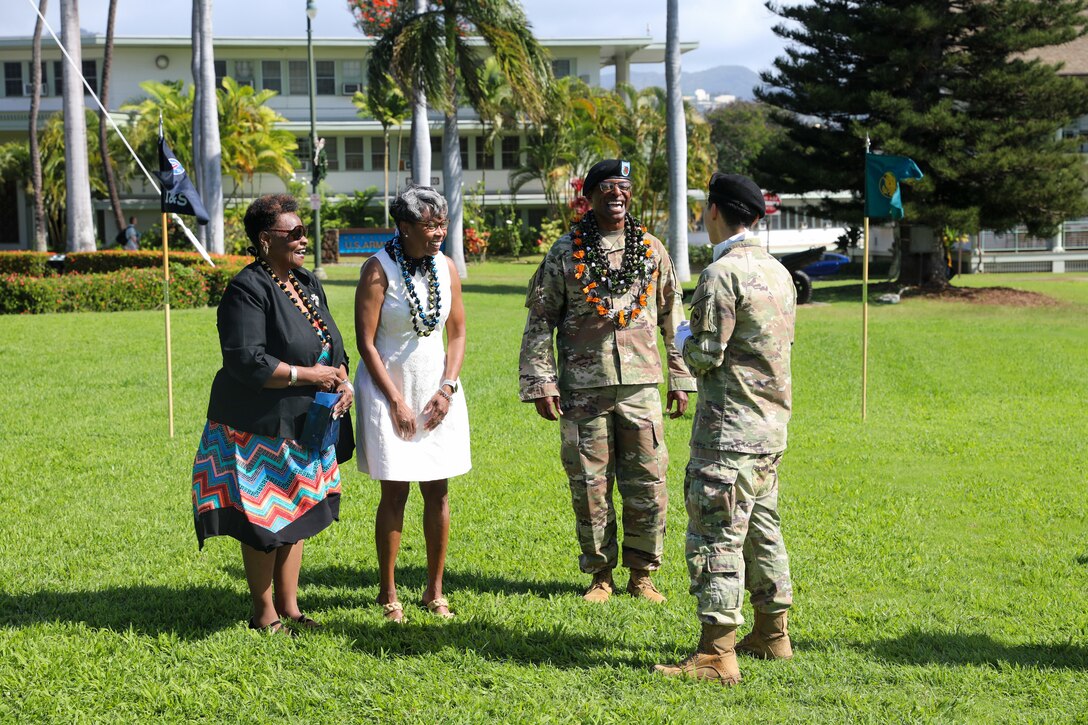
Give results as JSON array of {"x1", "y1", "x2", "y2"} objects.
[
  {"x1": 387, "y1": 234, "x2": 442, "y2": 337},
  {"x1": 571, "y1": 211, "x2": 656, "y2": 328},
  {"x1": 258, "y1": 257, "x2": 332, "y2": 345}
]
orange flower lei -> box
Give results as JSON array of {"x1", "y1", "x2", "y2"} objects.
[{"x1": 571, "y1": 211, "x2": 656, "y2": 328}]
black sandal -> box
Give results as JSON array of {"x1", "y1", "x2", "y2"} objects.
[
  {"x1": 248, "y1": 618, "x2": 296, "y2": 637},
  {"x1": 290, "y1": 613, "x2": 321, "y2": 630}
]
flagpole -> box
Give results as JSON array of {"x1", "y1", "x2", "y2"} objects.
[
  {"x1": 862, "y1": 135, "x2": 871, "y2": 422},
  {"x1": 163, "y1": 211, "x2": 175, "y2": 438}
]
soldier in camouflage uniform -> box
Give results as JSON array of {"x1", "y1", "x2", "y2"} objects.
[
  {"x1": 519, "y1": 159, "x2": 696, "y2": 603},
  {"x1": 654, "y1": 173, "x2": 796, "y2": 686}
]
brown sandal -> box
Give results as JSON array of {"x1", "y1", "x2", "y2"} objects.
[
  {"x1": 290, "y1": 613, "x2": 321, "y2": 630},
  {"x1": 424, "y1": 597, "x2": 455, "y2": 620},
  {"x1": 381, "y1": 601, "x2": 405, "y2": 623}
]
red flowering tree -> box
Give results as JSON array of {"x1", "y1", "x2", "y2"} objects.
[{"x1": 346, "y1": 0, "x2": 402, "y2": 36}]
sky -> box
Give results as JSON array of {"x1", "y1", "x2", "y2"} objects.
[{"x1": 5, "y1": 0, "x2": 790, "y2": 74}]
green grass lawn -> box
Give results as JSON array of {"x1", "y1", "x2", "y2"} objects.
[{"x1": 1, "y1": 263, "x2": 1086, "y2": 722}]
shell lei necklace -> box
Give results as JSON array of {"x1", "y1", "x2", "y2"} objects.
[
  {"x1": 258, "y1": 257, "x2": 332, "y2": 346},
  {"x1": 390, "y1": 235, "x2": 442, "y2": 337},
  {"x1": 571, "y1": 211, "x2": 656, "y2": 328}
]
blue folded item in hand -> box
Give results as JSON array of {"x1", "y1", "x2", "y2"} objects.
[{"x1": 300, "y1": 391, "x2": 341, "y2": 451}]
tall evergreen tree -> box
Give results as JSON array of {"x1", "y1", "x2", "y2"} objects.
[{"x1": 757, "y1": 0, "x2": 1088, "y2": 283}]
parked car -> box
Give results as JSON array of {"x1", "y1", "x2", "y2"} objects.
[{"x1": 801, "y1": 252, "x2": 850, "y2": 278}]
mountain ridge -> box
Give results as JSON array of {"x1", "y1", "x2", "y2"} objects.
[{"x1": 598, "y1": 65, "x2": 762, "y2": 100}]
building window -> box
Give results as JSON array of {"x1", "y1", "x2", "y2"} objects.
[
  {"x1": 315, "y1": 60, "x2": 336, "y2": 96},
  {"x1": 3, "y1": 62, "x2": 21, "y2": 97},
  {"x1": 324, "y1": 136, "x2": 339, "y2": 172},
  {"x1": 345, "y1": 137, "x2": 365, "y2": 171},
  {"x1": 52, "y1": 60, "x2": 62, "y2": 96},
  {"x1": 289, "y1": 60, "x2": 309, "y2": 95},
  {"x1": 261, "y1": 60, "x2": 281, "y2": 93},
  {"x1": 475, "y1": 137, "x2": 495, "y2": 171},
  {"x1": 297, "y1": 136, "x2": 311, "y2": 171},
  {"x1": 371, "y1": 137, "x2": 386, "y2": 171},
  {"x1": 234, "y1": 60, "x2": 255, "y2": 87},
  {"x1": 459, "y1": 137, "x2": 469, "y2": 169},
  {"x1": 213, "y1": 60, "x2": 225, "y2": 89},
  {"x1": 551, "y1": 59, "x2": 572, "y2": 79},
  {"x1": 81, "y1": 59, "x2": 97, "y2": 94},
  {"x1": 501, "y1": 135, "x2": 520, "y2": 169},
  {"x1": 341, "y1": 59, "x2": 362, "y2": 93}
]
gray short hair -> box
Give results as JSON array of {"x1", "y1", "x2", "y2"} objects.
[{"x1": 390, "y1": 185, "x2": 448, "y2": 224}]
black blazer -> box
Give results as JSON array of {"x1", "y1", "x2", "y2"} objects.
[{"x1": 206, "y1": 262, "x2": 349, "y2": 439}]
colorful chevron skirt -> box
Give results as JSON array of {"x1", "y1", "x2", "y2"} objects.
[{"x1": 192, "y1": 420, "x2": 341, "y2": 551}]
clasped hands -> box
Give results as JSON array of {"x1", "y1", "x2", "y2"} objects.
[
  {"x1": 390, "y1": 390, "x2": 451, "y2": 440},
  {"x1": 310, "y1": 364, "x2": 353, "y2": 418}
]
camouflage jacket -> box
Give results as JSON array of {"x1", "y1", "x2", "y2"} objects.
[
  {"x1": 684, "y1": 237, "x2": 795, "y2": 453},
  {"x1": 519, "y1": 230, "x2": 696, "y2": 400}
]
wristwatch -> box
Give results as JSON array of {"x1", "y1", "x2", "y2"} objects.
[
  {"x1": 440, "y1": 378, "x2": 459, "y2": 394},
  {"x1": 288, "y1": 365, "x2": 298, "y2": 386}
]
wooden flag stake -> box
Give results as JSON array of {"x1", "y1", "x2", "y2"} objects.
[{"x1": 163, "y1": 212, "x2": 175, "y2": 438}]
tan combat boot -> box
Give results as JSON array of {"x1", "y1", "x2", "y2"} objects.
[
  {"x1": 736, "y1": 611, "x2": 793, "y2": 660},
  {"x1": 653, "y1": 624, "x2": 741, "y2": 686},
  {"x1": 626, "y1": 569, "x2": 667, "y2": 603},
  {"x1": 583, "y1": 571, "x2": 615, "y2": 603}
]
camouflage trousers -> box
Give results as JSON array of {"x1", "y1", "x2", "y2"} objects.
[
  {"x1": 559, "y1": 384, "x2": 668, "y2": 574},
  {"x1": 685, "y1": 448, "x2": 792, "y2": 626}
]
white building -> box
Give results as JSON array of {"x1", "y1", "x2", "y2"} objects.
[{"x1": 0, "y1": 33, "x2": 696, "y2": 249}]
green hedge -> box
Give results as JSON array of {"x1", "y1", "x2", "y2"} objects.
[
  {"x1": 64, "y1": 250, "x2": 252, "y2": 274},
  {"x1": 0, "y1": 266, "x2": 222, "y2": 314},
  {"x1": 0, "y1": 251, "x2": 56, "y2": 277}
]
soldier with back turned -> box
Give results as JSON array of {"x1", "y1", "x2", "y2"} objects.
[
  {"x1": 519, "y1": 158, "x2": 696, "y2": 603},
  {"x1": 654, "y1": 172, "x2": 797, "y2": 686}
]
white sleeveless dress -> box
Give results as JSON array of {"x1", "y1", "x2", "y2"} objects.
[{"x1": 354, "y1": 249, "x2": 471, "y2": 481}]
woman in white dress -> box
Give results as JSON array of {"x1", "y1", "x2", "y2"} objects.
[{"x1": 354, "y1": 185, "x2": 470, "y2": 622}]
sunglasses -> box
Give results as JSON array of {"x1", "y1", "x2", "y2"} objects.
[
  {"x1": 267, "y1": 225, "x2": 306, "y2": 241},
  {"x1": 417, "y1": 220, "x2": 450, "y2": 232},
  {"x1": 598, "y1": 181, "x2": 632, "y2": 193}
]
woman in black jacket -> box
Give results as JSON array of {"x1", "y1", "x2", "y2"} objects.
[{"x1": 191, "y1": 193, "x2": 352, "y2": 635}]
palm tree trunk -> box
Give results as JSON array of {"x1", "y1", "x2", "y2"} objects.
[
  {"x1": 192, "y1": 0, "x2": 225, "y2": 254},
  {"x1": 443, "y1": 111, "x2": 466, "y2": 278},
  {"x1": 409, "y1": 0, "x2": 430, "y2": 184},
  {"x1": 98, "y1": 0, "x2": 125, "y2": 238},
  {"x1": 665, "y1": 0, "x2": 690, "y2": 282},
  {"x1": 60, "y1": 0, "x2": 96, "y2": 252},
  {"x1": 383, "y1": 128, "x2": 390, "y2": 227},
  {"x1": 29, "y1": 0, "x2": 49, "y2": 252}
]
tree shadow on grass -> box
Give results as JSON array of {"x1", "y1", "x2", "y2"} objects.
[
  {"x1": 330, "y1": 616, "x2": 644, "y2": 670},
  {"x1": 860, "y1": 630, "x2": 1088, "y2": 671},
  {"x1": 460, "y1": 283, "x2": 531, "y2": 297},
  {"x1": 225, "y1": 562, "x2": 584, "y2": 600},
  {"x1": 0, "y1": 585, "x2": 245, "y2": 640}
]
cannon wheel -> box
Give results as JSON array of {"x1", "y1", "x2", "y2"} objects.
[{"x1": 791, "y1": 270, "x2": 813, "y2": 305}]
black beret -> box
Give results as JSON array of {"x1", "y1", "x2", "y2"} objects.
[
  {"x1": 708, "y1": 172, "x2": 765, "y2": 217},
  {"x1": 583, "y1": 159, "x2": 633, "y2": 197}
]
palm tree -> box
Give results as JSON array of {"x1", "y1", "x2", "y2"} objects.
[
  {"x1": 59, "y1": 0, "x2": 96, "y2": 252},
  {"x1": 28, "y1": 0, "x2": 48, "y2": 251},
  {"x1": 410, "y1": 0, "x2": 431, "y2": 183},
  {"x1": 367, "y1": 0, "x2": 551, "y2": 278},
  {"x1": 475, "y1": 56, "x2": 516, "y2": 192},
  {"x1": 192, "y1": 0, "x2": 225, "y2": 254},
  {"x1": 98, "y1": 0, "x2": 125, "y2": 241},
  {"x1": 665, "y1": 0, "x2": 690, "y2": 281},
  {"x1": 124, "y1": 79, "x2": 298, "y2": 198},
  {"x1": 354, "y1": 77, "x2": 410, "y2": 227}
]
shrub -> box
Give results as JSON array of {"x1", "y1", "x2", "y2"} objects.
[
  {"x1": 0, "y1": 266, "x2": 209, "y2": 314},
  {"x1": 532, "y1": 218, "x2": 567, "y2": 255},
  {"x1": 0, "y1": 251, "x2": 55, "y2": 277},
  {"x1": 65, "y1": 250, "x2": 251, "y2": 274},
  {"x1": 689, "y1": 243, "x2": 714, "y2": 270}
]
